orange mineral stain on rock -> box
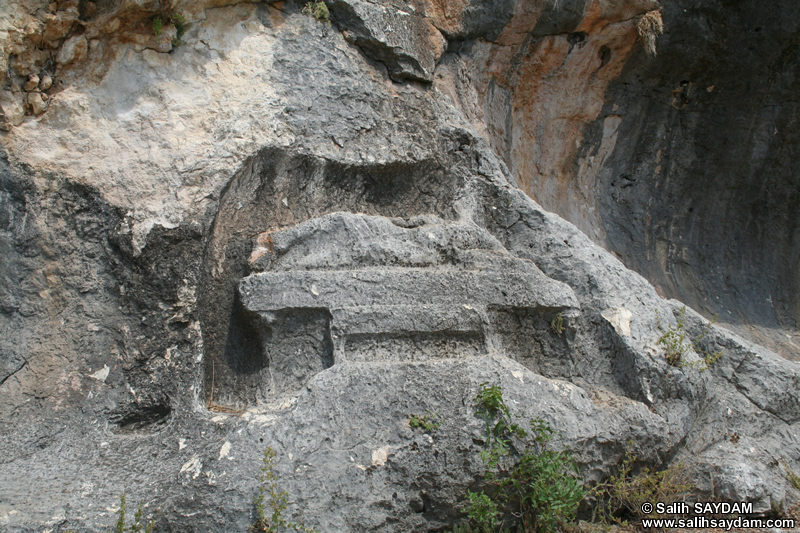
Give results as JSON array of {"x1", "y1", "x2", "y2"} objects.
[
  {"x1": 434, "y1": 0, "x2": 659, "y2": 242},
  {"x1": 423, "y1": 0, "x2": 469, "y2": 36},
  {"x1": 508, "y1": 18, "x2": 643, "y2": 236}
]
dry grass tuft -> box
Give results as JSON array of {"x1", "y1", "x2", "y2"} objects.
[
  {"x1": 637, "y1": 10, "x2": 664, "y2": 56},
  {"x1": 592, "y1": 448, "x2": 694, "y2": 524}
]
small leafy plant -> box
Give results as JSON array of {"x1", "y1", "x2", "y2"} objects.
[
  {"x1": 550, "y1": 313, "x2": 565, "y2": 336},
  {"x1": 302, "y1": 0, "x2": 330, "y2": 23},
  {"x1": 466, "y1": 383, "x2": 586, "y2": 532},
  {"x1": 114, "y1": 493, "x2": 155, "y2": 533},
  {"x1": 656, "y1": 307, "x2": 723, "y2": 371},
  {"x1": 409, "y1": 410, "x2": 442, "y2": 432},
  {"x1": 171, "y1": 13, "x2": 187, "y2": 47},
  {"x1": 252, "y1": 447, "x2": 316, "y2": 533},
  {"x1": 465, "y1": 490, "x2": 501, "y2": 531},
  {"x1": 656, "y1": 308, "x2": 691, "y2": 367},
  {"x1": 152, "y1": 12, "x2": 188, "y2": 47},
  {"x1": 152, "y1": 16, "x2": 163, "y2": 37}
]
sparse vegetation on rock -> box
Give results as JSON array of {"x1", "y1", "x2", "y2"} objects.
[
  {"x1": 591, "y1": 448, "x2": 693, "y2": 524},
  {"x1": 152, "y1": 16, "x2": 163, "y2": 37},
  {"x1": 463, "y1": 383, "x2": 586, "y2": 532},
  {"x1": 636, "y1": 10, "x2": 664, "y2": 56},
  {"x1": 656, "y1": 307, "x2": 723, "y2": 371},
  {"x1": 302, "y1": 0, "x2": 330, "y2": 23},
  {"x1": 252, "y1": 448, "x2": 316, "y2": 533},
  {"x1": 785, "y1": 460, "x2": 800, "y2": 491},
  {"x1": 114, "y1": 493, "x2": 155, "y2": 533},
  {"x1": 153, "y1": 12, "x2": 187, "y2": 46},
  {"x1": 550, "y1": 313, "x2": 565, "y2": 336},
  {"x1": 409, "y1": 410, "x2": 442, "y2": 432}
]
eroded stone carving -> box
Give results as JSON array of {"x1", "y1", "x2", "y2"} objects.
[{"x1": 237, "y1": 212, "x2": 577, "y2": 389}]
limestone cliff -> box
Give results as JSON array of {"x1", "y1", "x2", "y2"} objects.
[{"x1": 0, "y1": 0, "x2": 798, "y2": 531}]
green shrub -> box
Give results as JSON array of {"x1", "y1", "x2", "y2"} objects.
[
  {"x1": 171, "y1": 13, "x2": 187, "y2": 47},
  {"x1": 302, "y1": 0, "x2": 330, "y2": 23},
  {"x1": 152, "y1": 12, "x2": 187, "y2": 47},
  {"x1": 466, "y1": 383, "x2": 586, "y2": 532},
  {"x1": 466, "y1": 490, "x2": 501, "y2": 530}
]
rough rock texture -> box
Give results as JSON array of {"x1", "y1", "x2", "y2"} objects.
[
  {"x1": 447, "y1": 0, "x2": 800, "y2": 359},
  {"x1": 584, "y1": 0, "x2": 800, "y2": 359},
  {"x1": 236, "y1": 211, "x2": 576, "y2": 400},
  {"x1": 0, "y1": 0, "x2": 799, "y2": 531},
  {"x1": 330, "y1": 0, "x2": 446, "y2": 82}
]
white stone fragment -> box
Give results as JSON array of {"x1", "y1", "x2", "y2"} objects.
[
  {"x1": 180, "y1": 456, "x2": 202, "y2": 478},
  {"x1": 90, "y1": 365, "x2": 110, "y2": 382},
  {"x1": 219, "y1": 441, "x2": 231, "y2": 460},
  {"x1": 371, "y1": 446, "x2": 390, "y2": 467},
  {"x1": 601, "y1": 307, "x2": 633, "y2": 337},
  {"x1": 56, "y1": 35, "x2": 88, "y2": 66}
]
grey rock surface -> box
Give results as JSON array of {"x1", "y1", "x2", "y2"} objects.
[
  {"x1": 0, "y1": 1, "x2": 798, "y2": 531},
  {"x1": 535, "y1": 0, "x2": 800, "y2": 358},
  {"x1": 329, "y1": 0, "x2": 445, "y2": 82}
]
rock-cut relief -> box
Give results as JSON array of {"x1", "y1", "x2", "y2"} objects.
[{"x1": 237, "y1": 211, "x2": 576, "y2": 395}]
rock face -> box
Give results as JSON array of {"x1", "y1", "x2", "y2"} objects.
[
  {"x1": 584, "y1": 0, "x2": 800, "y2": 359},
  {"x1": 453, "y1": 0, "x2": 800, "y2": 359},
  {"x1": 330, "y1": 0, "x2": 446, "y2": 82},
  {"x1": 236, "y1": 211, "x2": 575, "y2": 399},
  {"x1": 0, "y1": 1, "x2": 799, "y2": 532}
]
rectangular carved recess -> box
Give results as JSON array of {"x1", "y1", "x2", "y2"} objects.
[
  {"x1": 341, "y1": 332, "x2": 486, "y2": 362},
  {"x1": 261, "y1": 308, "x2": 334, "y2": 394},
  {"x1": 489, "y1": 306, "x2": 573, "y2": 379},
  {"x1": 218, "y1": 306, "x2": 333, "y2": 404}
]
